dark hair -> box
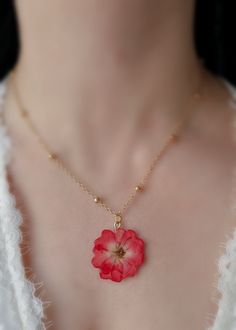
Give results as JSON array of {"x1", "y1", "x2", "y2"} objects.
[
  {"x1": 0, "y1": 0, "x2": 19, "y2": 80},
  {"x1": 195, "y1": 0, "x2": 235, "y2": 84},
  {"x1": 0, "y1": 0, "x2": 235, "y2": 83}
]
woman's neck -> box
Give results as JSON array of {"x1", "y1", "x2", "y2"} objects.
[{"x1": 11, "y1": 0, "x2": 202, "y2": 151}]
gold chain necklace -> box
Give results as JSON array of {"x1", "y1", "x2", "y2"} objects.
[{"x1": 9, "y1": 71, "x2": 201, "y2": 282}]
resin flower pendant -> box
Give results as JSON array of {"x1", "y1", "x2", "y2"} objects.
[{"x1": 91, "y1": 228, "x2": 145, "y2": 282}]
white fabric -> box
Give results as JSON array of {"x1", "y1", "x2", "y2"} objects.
[
  {"x1": 0, "y1": 80, "x2": 46, "y2": 330},
  {"x1": 1, "y1": 77, "x2": 236, "y2": 330}
]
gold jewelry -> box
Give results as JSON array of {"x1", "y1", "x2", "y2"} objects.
[{"x1": 9, "y1": 70, "x2": 201, "y2": 282}]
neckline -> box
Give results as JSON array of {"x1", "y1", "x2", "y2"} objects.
[{"x1": 1, "y1": 77, "x2": 236, "y2": 330}]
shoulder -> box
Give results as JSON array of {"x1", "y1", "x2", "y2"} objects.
[
  {"x1": 188, "y1": 70, "x2": 236, "y2": 157},
  {"x1": 181, "y1": 70, "x2": 236, "y2": 233}
]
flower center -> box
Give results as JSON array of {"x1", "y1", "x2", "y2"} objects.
[{"x1": 113, "y1": 245, "x2": 126, "y2": 259}]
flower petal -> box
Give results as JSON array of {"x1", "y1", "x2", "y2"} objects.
[
  {"x1": 124, "y1": 237, "x2": 144, "y2": 266},
  {"x1": 93, "y1": 229, "x2": 116, "y2": 251},
  {"x1": 124, "y1": 236, "x2": 144, "y2": 252},
  {"x1": 111, "y1": 269, "x2": 123, "y2": 282},
  {"x1": 115, "y1": 228, "x2": 126, "y2": 244},
  {"x1": 110, "y1": 261, "x2": 123, "y2": 282},
  {"x1": 125, "y1": 247, "x2": 144, "y2": 266},
  {"x1": 115, "y1": 229, "x2": 136, "y2": 246},
  {"x1": 122, "y1": 259, "x2": 138, "y2": 277},
  {"x1": 100, "y1": 257, "x2": 113, "y2": 274},
  {"x1": 91, "y1": 250, "x2": 110, "y2": 268},
  {"x1": 100, "y1": 271, "x2": 112, "y2": 280}
]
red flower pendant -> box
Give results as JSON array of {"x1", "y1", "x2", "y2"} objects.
[{"x1": 91, "y1": 228, "x2": 145, "y2": 282}]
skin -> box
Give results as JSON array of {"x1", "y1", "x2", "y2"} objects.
[{"x1": 2, "y1": 0, "x2": 236, "y2": 329}]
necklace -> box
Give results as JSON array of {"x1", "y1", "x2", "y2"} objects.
[{"x1": 9, "y1": 72, "x2": 201, "y2": 282}]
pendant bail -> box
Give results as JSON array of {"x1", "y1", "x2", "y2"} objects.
[{"x1": 114, "y1": 213, "x2": 123, "y2": 230}]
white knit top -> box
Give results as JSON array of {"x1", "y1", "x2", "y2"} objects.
[{"x1": 1, "y1": 77, "x2": 236, "y2": 330}]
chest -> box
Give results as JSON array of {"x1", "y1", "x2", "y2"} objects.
[{"x1": 7, "y1": 143, "x2": 236, "y2": 330}]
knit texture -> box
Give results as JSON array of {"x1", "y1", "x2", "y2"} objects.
[
  {"x1": 208, "y1": 81, "x2": 236, "y2": 330},
  {"x1": 1, "y1": 78, "x2": 236, "y2": 330},
  {"x1": 0, "y1": 80, "x2": 45, "y2": 330}
]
